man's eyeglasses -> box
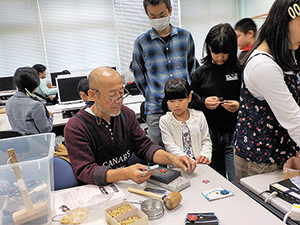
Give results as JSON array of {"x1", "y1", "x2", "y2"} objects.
[{"x1": 93, "y1": 89, "x2": 129, "y2": 103}]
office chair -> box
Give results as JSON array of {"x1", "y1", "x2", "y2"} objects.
[
  {"x1": 53, "y1": 156, "x2": 80, "y2": 190},
  {"x1": 0, "y1": 131, "x2": 22, "y2": 139},
  {"x1": 0, "y1": 131, "x2": 30, "y2": 155},
  {"x1": 139, "y1": 101, "x2": 148, "y2": 134}
]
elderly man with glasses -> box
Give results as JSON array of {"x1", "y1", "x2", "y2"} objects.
[{"x1": 64, "y1": 67, "x2": 196, "y2": 186}]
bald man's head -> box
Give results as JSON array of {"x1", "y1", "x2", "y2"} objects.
[{"x1": 89, "y1": 67, "x2": 122, "y2": 91}]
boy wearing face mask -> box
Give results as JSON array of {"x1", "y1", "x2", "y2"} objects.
[{"x1": 132, "y1": 0, "x2": 197, "y2": 147}]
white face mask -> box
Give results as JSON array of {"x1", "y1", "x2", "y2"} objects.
[{"x1": 150, "y1": 16, "x2": 170, "y2": 32}]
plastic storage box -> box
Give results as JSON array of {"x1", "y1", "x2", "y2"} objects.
[{"x1": 0, "y1": 133, "x2": 55, "y2": 225}]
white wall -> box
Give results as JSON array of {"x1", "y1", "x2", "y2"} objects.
[
  {"x1": 179, "y1": 0, "x2": 275, "y2": 62},
  {"x1": 239, "y1": 0, "x2": 274, "y2": 29},
  {"x1": 180, "y1": 0, "x2": 239, "y2": 62}
]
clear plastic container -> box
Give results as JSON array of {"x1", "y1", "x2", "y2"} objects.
[{"x1": 0, "y1": 133, "x2": 55, "y2": 225}]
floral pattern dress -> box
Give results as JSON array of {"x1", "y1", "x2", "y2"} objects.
[{"x1": 233, "y1": 54, "x2": 300, "y2": 164}]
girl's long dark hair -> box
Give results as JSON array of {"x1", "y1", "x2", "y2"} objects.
[
  {"x1": 242, "y1": 0, "x2": 300, "y2": 73},
  {"x1": 14, "y1": 67, "x2": 50, "y2": 118},
  {"x1": 201, "y1": 23, "x2": 240, "y2": 73},
  {"x1": 161, "y1": 78, "x2": 201, "y2": 113}
]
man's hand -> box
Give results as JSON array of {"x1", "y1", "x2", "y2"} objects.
[
  {"x1": 124, "y1": 164, "x2": 153, "y2": 184},
  {"x1": 106, "y1": 163, "x2": 153, "y2": 184},
  {"x1": 153, "y1": 150, "x2": 196, "y2": 173},
  {"x1": 169, "y1": 155, "x2": 196, "y2": 174}
]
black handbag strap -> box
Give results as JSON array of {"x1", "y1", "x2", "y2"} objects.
[{"x1": 34, "y1": 92, "x2": 47, "y2": 100}]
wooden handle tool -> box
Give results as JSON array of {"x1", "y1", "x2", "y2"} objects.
[
  {"x1": 127, "y1": 187, "x2": 182, "y2": 210},
  {"x1": 7, "y1": 148, "x2": 49, "y2": 225}
]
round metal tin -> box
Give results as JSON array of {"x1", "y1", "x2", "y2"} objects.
[{"x1": 141, "y1": 199, "x2": 165, "y2": 220}]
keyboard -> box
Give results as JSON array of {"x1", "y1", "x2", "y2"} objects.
[
  {"x1": 54, "y1": 102, "x2": 85, "y2": 113},
  {"x1": 123, "y1": 94, "x2": 145, "y2": 105}
]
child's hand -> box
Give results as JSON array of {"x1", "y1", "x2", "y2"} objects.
[
  {"x1": 195, "y1": 156, "x2": 210, "y2": 164},
  {"x1": 205, "y1": 96, "x2": 221, "y2": 110},
  {"x1": 221, "y1": 100, "x2": 239, "y2": 113}
]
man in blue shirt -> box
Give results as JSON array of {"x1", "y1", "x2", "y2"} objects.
[{"x1": 132, "y1": 0, "x2": 196, "y2": 146}]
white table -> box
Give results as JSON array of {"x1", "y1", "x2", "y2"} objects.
[
  {"x1": 0, "y1": 113, "x2": 11, "y2": 131},
  {"x1": 240, "y1": 170, "x2": 295, "y2": 218},
  {"x1": 0, "y1": 95, "x2": 144, "y2": 132},
  {"x1": 53, "y1": 165, "x2": 285, "y2": 225},
  {"x1": 0, "y1": 105, "x2": 70, "y2": 131}
]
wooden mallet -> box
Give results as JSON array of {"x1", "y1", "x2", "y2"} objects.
[
  {"x1": 7, "y1": 148, "x2": 49, "y2": 225},
  {"x1": 127, "y1": 187, "x2": 182, "y2": 210}
]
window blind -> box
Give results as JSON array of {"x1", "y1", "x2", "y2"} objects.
[
  {"x1": 113, "y1": 0, "x2": 181, "y2": 75},
  {"x1": 0, "y1": 1, "x2": 44, "y2": 76},
  {"x1": 0, "y1": 0, "x2": 239, "y2": 78},
  {"x1": 39, "y1": 0, "x2": 119, "y2": 75},
  {"x1": 0, "y1": 0, "x2": 119, "y2": 77}
]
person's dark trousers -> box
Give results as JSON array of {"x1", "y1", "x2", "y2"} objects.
[{"x1": 209, "y1": 129, "x2": 235, "y2": 181}]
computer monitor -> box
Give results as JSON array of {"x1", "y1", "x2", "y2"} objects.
[
  {"x1": 50, "y1": 72, "x2": 70, "y2": 87},
  {"x1": 0, "y1": 76, "x2": 15, "y2": 92},
  {"x1": 56, "y1": 75, "x2": 87, "y2": 105}
]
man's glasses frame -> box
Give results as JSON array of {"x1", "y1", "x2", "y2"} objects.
[{"x1": 92, "y1": 88, "x2": 129, "y2": 103}]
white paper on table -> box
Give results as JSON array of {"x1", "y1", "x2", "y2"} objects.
[{"x1": 53, "y1": 184, "x2": 124, "y2": 215}]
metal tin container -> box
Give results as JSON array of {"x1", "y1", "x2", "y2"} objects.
[{"x1": 141, "y1": 199, "x2": 164, "y2": 220}]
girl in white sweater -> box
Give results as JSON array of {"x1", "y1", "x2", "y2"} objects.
[{"x1": 159, "y1": 78, "x2": 212, "y2": 164}]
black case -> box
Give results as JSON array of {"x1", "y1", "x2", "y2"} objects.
[
  {"x1": 185, "y1": 212, "x2": 219, "y2": 225},
  {"x1": 150, "y1": 166, "x2": 181, "y2": 184}
]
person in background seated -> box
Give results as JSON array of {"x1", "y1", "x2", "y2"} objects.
[
  {"x1": 123, "y1": 61, "x2": 135, "y2": 84},
  {"x1": 123, "y1": 61, "x2": 141, "y2": 95},
  {"x1": 64, "y1": 67, "x2": 196, "y2": 186},
  {"x1": 77, "y1": 78, "x2": 94, "y2": 107},
  {"x1": 234, "y1": 18, "x2": 257, "y2": 62},
  {"x1": 232, "y1": 0, "x2": 300, "y2": 183},
  {"x1": 0, "y1": 100, "x2": 5, "y2": 114},
  {"x1": 61, "y1": 70, "x2": 71, "y2": 75},
  {"x1": 159, "y1": 78, "x2": 212, "y2": 164},
  {"x1": 33, "y1": 64, "x2": 58, "y2": 105},
  {"x1": 6, "y1": 67, "x2": 69, "y2": 162},
  {"x1": 191, "y1": 23, "x2": 242, "y2": 182}
]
